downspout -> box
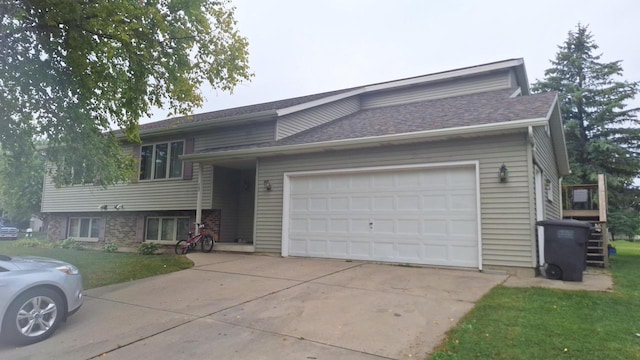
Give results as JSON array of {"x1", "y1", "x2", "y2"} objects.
[
  {"x1": 558, "y1": 176, "x2": 564, "y2": 219},
  {"x1": 195, "y1": 162, "x2": 203, "y2": 228}
]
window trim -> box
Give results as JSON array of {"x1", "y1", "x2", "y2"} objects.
[
  {"x1": 67, "y1": 217, "x2": 101, "y2": 242},
  {"x1": 139, "y1": 140, "x2": 185, "y2": 181},
  {"x1": 144, "y1": 216, "x2": 190, "y2": 244}
]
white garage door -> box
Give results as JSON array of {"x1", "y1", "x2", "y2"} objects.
[{"x1": 283, "y1": 164, "x2": 480, "y2": 268}]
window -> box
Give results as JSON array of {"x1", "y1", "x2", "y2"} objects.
[
  {"x1": 145, "y1": 217, "x2": 190, "y2": 242},
  {"x1": 139, "y1": 141, "x2": 184, "y2": 180},
  {"x1": 68, "y1": 218, "x2": 101, "y2": 241}
]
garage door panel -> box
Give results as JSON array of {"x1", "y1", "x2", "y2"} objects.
[
  {"x1": 423, "y1": 195, "x2": 447, "y2": 210},
  {"x1": 308, "y1": 239, "x2": 328, "y2": 255},
  {"x1": 329, "y1": 218, "x2": 349, "y2": 232},
  {"x1": 398, "y1": 243, "x2": 423, "y2": 258},
  {"x1": 291, "y1": 198, "x2": 308, "y2": 211},
  {"x1": 373, "y1": 196, "x2": 395, "y2": 210},
  {"x1": 424, "y1": 244, "x2": 448, "y2": 261},
  {"x1": 290, "y1": 218, "x2": 308, "y2": 232},
  {"x1": 328, "y1": 241, "x2": 348, "y2": 256},
  {"x1": 424, "y1": 220, "x2": 448, "y2": 235},
  {"x1": 449, "y1": 220, "x2": 477, "y2": 236},
  {"x1": 350, "y1": 197, "x2": 371, "y2": 210},
  {"x1": 329, "y1": 197, "x2": 349, "y2": 210},
  {"x1": 372, "y1": 173, "x2": 394, "y2": 188},
  {"x1": 286, "y1": 165, "x2": 479, "y2": 268},
  {"x1": 307, "y1": 198, "x2": 327, "y2": 211},
  {"x1": 350, "y1": 174, "x2": 370, "y2": 189},
  {"x1": 373, "y1": 242, "x2": 395, "y2": 258},
  {"x1": 398, "y1": 219, "x2": 421, "y2": 234},
  {"x1": 422, "y1": 171, "x2": 448, "y2": 187},
  {"x1": 397, "y1": 196, "x2": 420, "y2": 210},
  {"x1": 372, "y1": 219, "x2": 394, "y2": 233},
  {"x1": 350, "y1": 241, "x2": 371, "y2": 257},
  {"x1": 309, "y1": 219, "x2": 327, "y2": 232}
]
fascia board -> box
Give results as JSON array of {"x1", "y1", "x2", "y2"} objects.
[
  {"x1": 121, "y1": 109, "x2": 279, "y2": 139},
  {"x1": 548, "y1": 96, "x2": 570, "y2": 175},
  {"x1": 276, "y1": 89, "x2": 365, "y2": 116},
  {"x1": 275, "y1": 59, "x2": 525, "y2": 117},
  {"x1": 182, "y1": 116, "x2": 547, "y2": 162},
  {"x1": 363, "y1": 59, "x2": 524, "y2": 93}
]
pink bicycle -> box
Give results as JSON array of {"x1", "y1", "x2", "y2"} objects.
[{"x1": 174, "y1": 224, "x2": 214, "y2": 254}]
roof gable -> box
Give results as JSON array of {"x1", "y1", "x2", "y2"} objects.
[{"x1": 136, "y1": 58, "x2": 529, "y2": 137}]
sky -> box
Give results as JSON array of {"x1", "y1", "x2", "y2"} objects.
[{"x1": 144, "y1": 0, "x2": 640, "y2": 123}]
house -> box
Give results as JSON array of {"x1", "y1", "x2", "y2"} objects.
[{"x1": 41, "y1": 58, "x2": 569, "y2": 275}]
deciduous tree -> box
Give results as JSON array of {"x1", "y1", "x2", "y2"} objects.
[{"x1": 0, "y1": 0, "x2": 252, "y2": 186}]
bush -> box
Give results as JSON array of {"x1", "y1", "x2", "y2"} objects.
[
  {"x1": 102, "y1": 243, "x2": 118, "y2": 253},
  {"x1": 138, "y1": 242, "x2": 160, "y2": 255},
  {"x1": 52, "y1": 238, "x2": 85, "y2": 250},
  {"x1": 12, "y1": 238, "x2": 48, "y2": 248}
]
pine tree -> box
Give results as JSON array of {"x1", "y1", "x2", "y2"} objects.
[
  {"x1": 532, "y1": 24, "x2": 640, "y2": 186},
  {"x1": 532, "y1": 23, "x2": 640, "y2": 238}
]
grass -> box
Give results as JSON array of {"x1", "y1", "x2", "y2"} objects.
[
  {"x1": 430, "y1": 241, "x2": 640, "y2": 360},
  {"x1": 0, "y1": 237, "x2": 193, "y2": 289}
]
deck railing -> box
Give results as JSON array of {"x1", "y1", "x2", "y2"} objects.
[
  {"x1": 561, "y1": 184, "x2": 600, "y2": 212},
  {"x1": 561, "y1": 175, "x2": 608, "y2": 222}
]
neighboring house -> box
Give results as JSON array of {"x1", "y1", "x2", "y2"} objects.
[{"x1": 41, "y1": 58, "x2": 569, "y2": 275}]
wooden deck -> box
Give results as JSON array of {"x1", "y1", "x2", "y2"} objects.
[{"x1": 562, "y1": 175, "x2": 609, "y2": 268}]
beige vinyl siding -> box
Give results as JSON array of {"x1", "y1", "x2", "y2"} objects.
[
  {"x1": 195, "y1": 121, "x2": 276, "y2": 150},
  {"x1": 255, "y1": 133, "x2": 535, "y2": 268},
  {"x1": 41, "y1": 163, "x2": 213, "y2": 212},
  {"x1": 41, "y1": 122, "x2": 273, "y2": 213},
  {"x1": 276, "y1": 97, "x2": 360, "y2": 140},
  {"x1": 361, "y1": 71, "x2": 513, "y2": 110},
  {"x1": 533, "y1": 126, "x2": 561, "y2": 219}
]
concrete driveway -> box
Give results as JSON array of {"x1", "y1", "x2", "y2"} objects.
[{"x1": 0, "y1": 253, "x2": 507, "y2": 360}]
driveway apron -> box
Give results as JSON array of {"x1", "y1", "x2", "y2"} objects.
[{"x1": 0, "y1": 253, "x2": 507, "y2": 359}]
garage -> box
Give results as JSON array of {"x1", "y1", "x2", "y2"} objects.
[{"x1": 282, "y1": 162, "x2": 481, "y2": 268}]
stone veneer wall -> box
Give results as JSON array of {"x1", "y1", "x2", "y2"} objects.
[
  {"x1": 46, "y1": 214, "x2": 67, "y2": 242},
  {"x1": 104, "y1": 212, "x2": 137, "y2": 247},
  {"x1": 46, "y1": 210, "x2": 222, "y2": 246}
]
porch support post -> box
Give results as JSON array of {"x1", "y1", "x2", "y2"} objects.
[{"x1": 195, "y1": 162, "x2": 203, "y2": 228}]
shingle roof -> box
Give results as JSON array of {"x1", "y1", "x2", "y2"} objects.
[
  {"x1": 196, "y1": 89, "x2": 557, "y2": 154},
  {"x1": 138, "y1": 87, "x2": 358, "y2": 131},
  {"x1": 138, "y1": 58, "x2": 528, "y2": 133}
]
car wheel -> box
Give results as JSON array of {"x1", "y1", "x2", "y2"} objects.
[{"x1": 2, "y1": 288, "x2": 64, "y2": 345}]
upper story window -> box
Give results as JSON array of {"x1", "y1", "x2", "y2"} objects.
[{"x1": 139, "y1": 141, "x2": 184, "y2": 180}]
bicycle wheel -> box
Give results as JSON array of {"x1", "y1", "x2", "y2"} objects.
[
  {"x1": 201, "y1": 235, "x2": 214, "y2": 253},
  {"x1": 175, "y1": 240, "x2": 189, "y2": 255}
]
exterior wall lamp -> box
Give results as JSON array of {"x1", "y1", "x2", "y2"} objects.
[
  {"x1": 499, "y1": 164, "x2": 509, "y2": 182},
  {"x1": 263, "y1": 180, "x2": 272, "y2": 191},
  {"x1": 98, "y1": 204, "x2": 108, "y2": 210}
]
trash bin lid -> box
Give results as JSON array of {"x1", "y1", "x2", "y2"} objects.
[{"x1": 536, "y1": 219, "x2": 591, "y2": 228}]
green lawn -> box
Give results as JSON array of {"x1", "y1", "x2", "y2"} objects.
[
  {"x1": 0, "y1": 238, "x2": 193, "y2": 289},
  {"x1": 430, "y1": 241, "x2": 640, "y2": 360}
]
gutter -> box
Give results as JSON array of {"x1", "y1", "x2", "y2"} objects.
[
  {"x1": 117, "y1": 109, "x2": 279, "y2": 139},
  {"x1": 182, "y1": 116, "x2": 549, "y2": 162}
]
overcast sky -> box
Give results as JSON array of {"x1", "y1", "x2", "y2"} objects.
[{"x1": 145, "y1": 0, "x2": 640, "y2": 122}]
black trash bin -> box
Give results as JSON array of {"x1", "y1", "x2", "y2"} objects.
[{"x1": 537, "y1": 219, "x2": 591, "y2": 281}]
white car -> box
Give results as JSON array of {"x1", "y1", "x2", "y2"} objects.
[{"x1": 0, "y1": 255, "x2": 83, "y2": 345}]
